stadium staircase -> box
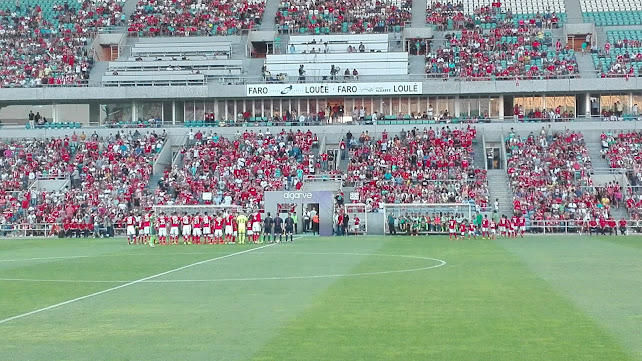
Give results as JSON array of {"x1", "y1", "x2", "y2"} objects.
[
  {"x1": 564, "y1": 0, "x2": 583, "y2": 23},
  {"x1": 122, "y1": 0, "x2": 140, "y2": 19},
  {"x1": 260, "y1": 0, "x2": 280, "y2": 31},
  {"x1": 487, "y1": 169, "x2": 515, "y2": 216},
  {"x1": 147, "y1": 173, "x2": 163, "y2": 193},
  {"x1": 472, "y1": 139, "x2": 486, "y2": 170},
  {"x1": 88, "y1": 62, "x2": 110, "y2": 86},
  {"x1": 575, "y1": 53, "x2": 599, "y2": 78},
  {"x1": 411, "y1": 0, "x2": 426, "y2": 27}
]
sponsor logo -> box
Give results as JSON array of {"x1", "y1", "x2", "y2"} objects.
[
  {"x1": 281, "y1": 85, "x2": 293, "y2": 94},
  {"x1": 283, "y1": 192, "x2": 313, "y2": 199}
]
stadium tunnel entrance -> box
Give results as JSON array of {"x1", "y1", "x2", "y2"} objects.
[{"x1": 264, "y1": 191, "x2": 334, "y2": 236}]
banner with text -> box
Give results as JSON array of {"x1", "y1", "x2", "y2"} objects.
[{"x1": 246, "y1": 82, "x2": 422, "y2": 97}]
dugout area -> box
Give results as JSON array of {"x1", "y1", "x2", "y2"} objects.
[{"x1": 264, "y1": 191, "x2": 334, "y2": 236}]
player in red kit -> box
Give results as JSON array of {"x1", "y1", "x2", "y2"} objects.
[
  {"x1": 448, "y1": 217, "x2": 457, "y2": 240},
  {"x1": 489, "y1": 219, "x2": 497, "y2": 239},
  {"x1": 181, "y1": 212, "x2": 192, "y2": 244},
  {"x1": 518, "y1": 214, "x2": 526, "y2": 238},
  {"x1": 170, "y1": 212, "x2": 180, "y2": 244},
  {"x1": 202, "y1": 212, "x2": 212, "y2": 244},
  {"x1": 157, "y1": 213, "x2": 168, "y2": 244},
  {"x1": 213, "y1": 213, "x2": 224, "y2": 244},
  {"x1": 141, "y1": 213, "x2": 151, "y2": 244},
  {"x1": 192, "y1": 213, "x2": 202, "y2": 244},
  {"x1": 125, "y1": 213, "x2": 137, "y2": 244},
  {"x1": 468, "y1": 222, "x2": 476, "y2": 240},
  {"x1": 511, "y1": 215, "x2": 519, "y2": 238},
  {"x1": 481, "y1": 215, "x2": 489, "y2": 239},
  {"x1": 225, "y1": 213, "x2": 235, "y2": 243},
  {"x1": 458, "y1": 221, "x2": 467, "y2": 240}
]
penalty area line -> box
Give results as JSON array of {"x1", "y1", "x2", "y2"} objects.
[{"x1": 0, "y1": 243, "x2": 274, "y2": 325}]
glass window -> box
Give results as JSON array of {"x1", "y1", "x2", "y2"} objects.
[
  {"x1": 101, "y1": 103, "x2": 132, "y2": 125},
  {"x1": 136, "y1": 102, "x2": 162, "y2": 122}
]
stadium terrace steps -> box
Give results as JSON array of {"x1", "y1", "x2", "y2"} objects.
[
  {"x1": 88, "y1": 62, "x2": 110, "y2": 86},
  {"x1": 564, "y1": 0, "x2": 584, "y2": 23},
  {"x1": 260, "y1": 0, "x2": 281, "y2": 30},
  {"x1": 586, "y1": 141, "x2": 609, "y2": 169},
  {"x1": 411, "y1": 0, "x2": 426, "y2": 27},
  {"x1": 408, "y1": 55, "x2": 427, "y2": 74},
  {"x1": 487, "y1": 169, "x2": 515, "y2": 216},
  {"x1": 122, "y1": 0, "x2": 140, "y2": 20},
  {"x1": 147, "y1": 173, "x2": 163, "y2": 193},
  {"x1": 575, "y1": 53, "x2": 599, "y2": 77},
  {"x1": 472, "y1": 139, "x2": 486, "y2": 171}
]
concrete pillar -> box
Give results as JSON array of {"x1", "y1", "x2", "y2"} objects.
[
  {"x1": 498, "y1": 95, "x2": 505, "y2": 120},
  {"x1": 89, "y1": 103, "x2": 100, "y2": 125},
  {"x1": 131, "y1": 101, "x2": 137, "y2": 123},
  {"x1": 585, "y1": 93, "x2": 591, "y2": 118},
  {"x1": 172, "y1": 101, "x2": 176, "y2": 125}
]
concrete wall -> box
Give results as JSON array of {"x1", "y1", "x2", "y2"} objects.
[
  {"x1": 0, "y1": 120, "x2": 638, "y2": 145},
  {"x1": 4, "y1": 77, "x2": 642, "y2": 105}
]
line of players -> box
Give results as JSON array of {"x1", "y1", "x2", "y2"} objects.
[
  {"x1": 123, "y1": 211, "x2": 296, "y2": 245},
  {"x1": 445, "y1": 214, "x2": 527, "y2": 240}
]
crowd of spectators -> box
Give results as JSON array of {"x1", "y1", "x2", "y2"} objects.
[
  {"x1": 274, "y1": 0, "x2": 411, "y2": 34},
  {"x1": 426, "y1": 2, "x2": 561, "y2": 31},
  {"x1": 127, "y1": 0, "x2": 265, "y2": 37},
  {"x1": 600, "y1": 130, "x2": 642, "y2": 218},
  {"x1": 155, "y1": 129, "x2": 329, "y2": 210},
  {"x1": 0, "y1": 0, "x2": 125, "y2": 88},
  {"x1": 0, "y1": 130, "x2": 166, "y2": 235},
  {"x1": 505, "y1": 130, "x2": 609, "y2": 228},
  {"x1": 344, "y1": 126, "x2": 488, "y2": 212},
  {"x1": 425, "y1": 6, "x2": 576, "y2": 80}
]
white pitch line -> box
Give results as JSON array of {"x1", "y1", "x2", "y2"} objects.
[
  {"x1": 0, "y1": 244, "x2": 274, "y2": 325},
  {"x1": 0, "y1": 253, "x2": 447, "y2": 284}
]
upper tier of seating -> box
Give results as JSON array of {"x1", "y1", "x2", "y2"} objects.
[
  {"x1": 426, "y1": 0, "x2": 565, "y2": 16},
  {"x1": 287, "y1": 34, "x2": 390, "y2": 53},
  {"x1": 581, "y1": 0, "x2": 642, "y2": 25},
  {"x1": 127, "y1": 0, "x2": 266, "y2": 37},
  {"x1": 592, "y1": 30, "x2": 642, "y2": 77},
  {"x1": 426, "y1": 27, "x2": 577, "y2": 80},
  {"x1": 0, "y1": 0, "x2": 125, "y2": 88},
  {"x1": 103, "y1": 39, "x2": 242, "y2": 86},
  {"x1": 275, "y1": 0, "x2": 411, "y2": 34},
  {"x1": 426, "y1": 2, "x2": 565, "y2": 30},
  {"x1": 265, "y1": 52, "x2": 408, "y2": 81}
]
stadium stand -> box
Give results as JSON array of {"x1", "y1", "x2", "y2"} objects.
[
  {"x1": 0, "y1": 131, "x2": 166, "y2": 233},
  {"x1": 265, "y1": 52, "x2": 408, "y2": 81},
  {"x1": 103, "y1": 39, "x2": 242, "y2": 86},
  {"x1": 426, "y1": 2, "x2": 565, "y2": 31},
  {"x1": 345, "y1": 126, "x2": 488, "y2": 211},
  {"x1": 600, "y1": 131, "x2": 642, "y2": 217},
  {"x1": 425, "y1": 26, "x2": 577, "y2": 79},
  {"x1": 504, "y1": 131, "x2": 608, "y2": 226},
  {"x1": 0, "y1": 0, "x2": 125, "y2": 88},
  {"x1": 581, "y1": 0, "x2": 642, "y2": 25},
  {"x1": 127, "y1": 0, "x2": 265, "y2": 37},
  {"x1": 156, "y1": 129, "x2": 320, "y2": 209},
  {"x1": 274, "y1": 0, "x2": 412, "y2": 34},
  {"x1": 593, "y1": 30, "x2": 642, "y2": 78},
  {"x1": 287, "y1": 34, "x2": 390, "y2": 53}
]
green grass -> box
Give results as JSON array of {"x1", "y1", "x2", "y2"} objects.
[{"x1": 0, "y1": 235, "x2": 640, "y2": 361}]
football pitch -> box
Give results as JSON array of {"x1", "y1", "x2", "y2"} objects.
[{"x1": 1, "y1": 235, "x2": 641, "y2": 361}]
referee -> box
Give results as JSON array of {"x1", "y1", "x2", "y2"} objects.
[{"x1": 285, "y1": 213, "x2": 295, "y2": 242}]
